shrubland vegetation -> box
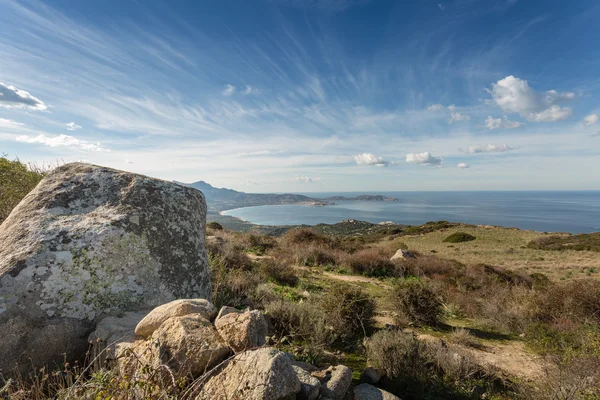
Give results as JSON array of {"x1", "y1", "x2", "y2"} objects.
[
  {"x1": 2, "y1": 166, "x2": 600, "y2": 399},
  {"x1": 0, "y1": 156, "x2": 46, "y2": 224}
]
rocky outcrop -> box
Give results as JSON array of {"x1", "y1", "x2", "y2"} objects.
[
  {"x1": 293, "y1": 365, "x2": 320, "y2": 400},
  {"x1": 135, "y1": 299, "x2": 216, "y2": 338},
  {"x1": 0, "y1": 163, "x2": 211, "y2": 374},
  {"x1": 354, "y1": 383, "x2": 400, "y2": 400},
  {"x1": 197, "y1": 347, "x2": 301, "y2": 400},
  {"x1": 214, "y1": 308, "x2": 268, "y2": 352},
  {"x1": 319, "y1": 365, "x2": 353, "y2": 400},
  {"x1": 391, "y1": 249, "x2": 416, "y2": 260},
  {"x1": 88, "y1": 310, "x2": 148, "y2": 361}
]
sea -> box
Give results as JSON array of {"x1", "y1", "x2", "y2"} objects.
[{"x1": 221, "y1": 191, "x2": 600, "y2": 234}]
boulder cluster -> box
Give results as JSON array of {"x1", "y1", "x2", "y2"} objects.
[{"x1": 92, "y1": 298, "x2": 399, "y2": 400}]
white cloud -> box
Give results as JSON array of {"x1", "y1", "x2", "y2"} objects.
[
  {"x1": 465, "y1": 144, "x2": 515, "y2": 153},
  {"x1": 406, "y1": 152, "x2": 442, "y2": 166},
  {"x1": 0, "y1": 82, "x2": 47, "y2": 110},
  {"x1": 243, "y1": 85, "x2": 258, "y2": 95},
  {"x1": 487, "y1": 76, "x2": 574, "y2": 122},
  {"x1": 427, "y1": 104, "x2": 444, "y2": 111},
  {"x1": 0, "y1": 118, "x2": 25, "y2": 126},
  {"x1": 583, "y1": 113, "x2": 598, "y2": 127},
  {"x1": 457, "y1": 163, "x2": 470, "y2": 169},
  {"x1": 448, "y1": 112, "x2": 470, "y2": 124},
  {"x1": 354, "y1": 152, "x2": 390, "y2": 167},
  {"x1": 295, "y1": 175, "x2": 322, "y2": 183},
  {"x1": 484, "y1": 116, "x2": 524, "y2": 130},
  {"x1": 66, "y1": 122, "x2": 81, "y2": 131},
  {"x1": 15, "y1": 134, "x2": 110, "y2": 152},
  {"x1": 222, "y1": 84, "x2": 236, "y2": 96},
  {"x1": 125, "y1": 159, "x2": 133, "y2": 164},
  {"x1": 527, "y1": 105, "x2": 572, "y2": 122}
]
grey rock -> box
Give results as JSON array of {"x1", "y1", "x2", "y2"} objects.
[
  {"x1": 197, "y1": 347, "x2": 301, "y2": 400},
  {"x1": 320, "y1": 365, "x2": 353, "y2": 400},
  {"x1": 360, "y1": 367, "x2": 383, "y2": 384},
  {"x1": 0, "y1": 163, "x2": 212, "y2": 374},
  {"x1": 135, "y1": 298, "x2": 216, "y2": 338},
  {"x1": 214, "y1": 309, "x2": 268, "y2": 352},
  {"x1": 293, "y1": 365, "x2": 320, "y2": 400},
  {"x1": 88, "y1": 310, "x2": 148, "y2": 360},
  {"x1": 354, "y1": 383, "x2": 400, "y2": 400},
  {"x1": 390, "y1": 249, "x2": 416, "y2": 260}
]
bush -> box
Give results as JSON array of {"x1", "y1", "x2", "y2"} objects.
[
  {"x1": 206, "y1": 221, "x2": 224, "y2": 231},
  {"x1": 281, "y1": 228, "x2": 333, "y2": 247},
  {"x1": 365, "y1": 330, "x2": 509, "y2": 399},
  {"x1": 388, "y1": 278, "x2": 443, "y2": 326},
  {"x1": 320, "y1": 284, "x2": 375, "y2": 342},
  {"x1": 258, "y1": 258, "x2": 298, "y2": 286},
  {"x1": 0, "y1": 157, "x2": 45, "y2": 224},
  {"x1": 341, "y1": 247, "x2": 398, "y2": 277},
  {"x1": 527, "y1": 233, "x2": 600, "y2": 252},
  {"x1": 443, "y1": 232, "x2": 476, "y2": 243},
  {"x1": 533, "y1": 279, "x2": 600, "y2": 325}
]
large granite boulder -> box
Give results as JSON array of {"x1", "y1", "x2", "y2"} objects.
[
  {"x1": 0, "y1": 163, "x2": 211, "y2": 374},
  {"x1": 214, "y1": 308, "x2": 268, "y2": 352},
  {"x1": 197, "y1": 347, "x2": 301, "y2": 400},
  {"x1": 135, "y1": 298, "x2": 217, "y2": 338}
]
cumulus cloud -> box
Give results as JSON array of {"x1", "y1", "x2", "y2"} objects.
[
  {"x1": 484, "y1": 116, "x2": 524, "y2": 130},
  {"x1": 222, "y1": 84, "x2": 236, "y2": 96},
  {"x1": 487, "y1": 76, "x2": 574, "y2": 122},
  {"x1": 66, "y1": 122, "x2": 82, "y2": 131},
  {"x1": 463, "y1": 144, "x2": 515, "y2": 154},
  {"x1": 427, "y1": 104, "x2": 445, "y2": 111},
  {"x1": 295, "y1": 176, "x2": 322, "y2": 183},
  {"x1": 583, "y1": 113, "x2": 599, "y2": 127},
  {"x1": 406, "y1": 152, "x2": 442, "y2": 166},
  {"x1": 15, "y1": 134, "x2": 110, "y2": 152},
  {"x1": 0, "y1": 117, "x2": 24, "y2": 126},
  {"x1": 457, "y1": 163, "x2": 470, "y2": 169},
  {"x1": 448, "y1": 112, "x2": 470, "y2": 124},
  {"x1": 0, "y1": 82, "x2": 47, "y2": 110},
  {"x1": 354, "y1": 152, "x2": 390, "y2": 167}
]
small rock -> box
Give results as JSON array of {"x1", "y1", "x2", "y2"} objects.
[
  {"x1": 319, "y1": 365, "x2": 352, "y2": 400},
  {"x1": 214, "y1": 309, "x2": 268, "y2": 352},
  {"x1": 354, "y1": 383, "x2": 400, "y2": 400},
  {"x1": 197, "y1": 347, "x2": 301, "y2": 400},
  {"x1": 135, "y1": 299, "x2": 217, "y2": 338},
  {"x1": 216, "y1": 305, "x2": 240, "y2": 320},
  {"x1": 293, "y1": 365, "x2": 320, "y2": 400},
  {"x1": 88, "y1": 310, "x2": 148, "y2": 360},
  {"x1": 149, "y1": 314, "x2": 229, "y2": 378},
  {"x1": 391, "y1": 249, "x2": 416, "y2": 260},
  {"x1": 359, "y1": 367, "x2": 383, "y2": 384}
]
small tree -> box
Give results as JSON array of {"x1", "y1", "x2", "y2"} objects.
[{"x1": 0, "y1": 156, "x2": 45, "y2": 224}]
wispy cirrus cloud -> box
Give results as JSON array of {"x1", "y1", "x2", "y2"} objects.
[
  {"x1": 66, "y1": 122, "x2": 81, "y2": 131},
  {"x1": 222, "y1": 84, "x2": 236, "y2": 96},
  {"x1": 294, "y1": 175, "x2": 322, "y2": 183},
  {"x1": 484, "y1": 116, "x2": 523, "y2": 130},
  {"x1": 15, "y1": 134, "x2": 110, "y2": 152},
  {"x1": 0, "y1": 82, "x2": 47, "y2": 110}
]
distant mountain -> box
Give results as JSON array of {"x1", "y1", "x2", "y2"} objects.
[{"x1": 178, "y1": 180, "x2": 398, "y2": 212}]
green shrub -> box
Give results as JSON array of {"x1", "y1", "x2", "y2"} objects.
[
  {"x1": 533, "y1": 279, "x2": 600, "y2": 325},
  {"x1": 388, "y1": 278, "x2": 443, "y2": 326},
  {"x1": 258, "y1": 258, "x2": 298, "y2": 286},
  {"x1": 207, "y1": 221, "x2": 224, "y2": 231},
  {"x1": 320, "y1": 284, "x2": 375, "y2": 342},
  {"x1": 341, "y1": 247, "x2": 398, "y2": 277},
  {"x1": 0, "y1": 157, "x2": 45, "y2": 224},
  {"x1": 442, "y1": 232, "x2": 476, "y2": 243},
  {"x1": 527, "y1": 233, "x2": 600, "y2": 252}
]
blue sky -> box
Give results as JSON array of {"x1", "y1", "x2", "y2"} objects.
[{"x1": 1, "y1": 0, "x2": 599, "y2": 192}]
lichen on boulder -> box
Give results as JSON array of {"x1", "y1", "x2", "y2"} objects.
[{"x1": 0, "y1": 163, "x2": 212, "y2": 374}]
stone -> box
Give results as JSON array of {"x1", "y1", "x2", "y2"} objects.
[
  {"x1": 149, "y1": 314, "x2": 230, "y2": 378},
  {"x1": 216, "y1": 305, "x2": 240, "y2": 320},
  {"x1": 135, "y1": 299, "x2": 217, "y2": 338},
  {"x1": 88, "y1": 310, "x2": 148, "y2": 360},
  {"x1": 319, "y1": 365, "x2": 353, "y2": 400},
  {"x1": 293, "y1": 365, "x2": 320, "y2": 400},
  {"x1": 353, "y1": 383, "x2": 400, "y2": 400},
  {"x1": 197, "y1": 347, "x2": 301, "y2": 400},
  {"x1": 391, "y1": 249, "x2": 416, "y2": 260},
  {"x1": 359, "y1": 367, "x2": 383, "y2": 384},
  {"x1": 214, "y1": 309, "x2": 268, "y2": 352},
  {"x1": 0, "y1": 163, "x2": 212, "y2": 374}
]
